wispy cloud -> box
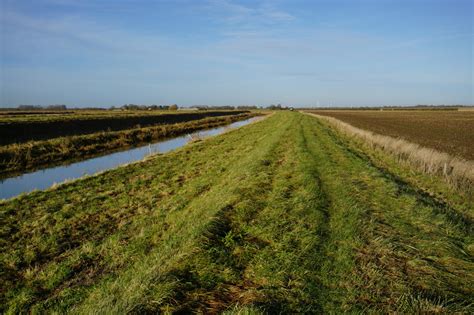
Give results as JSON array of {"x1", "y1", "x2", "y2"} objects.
[
  {"x1": 384, "y1": 32, "x2": 474, "y2": 51},
  {"x1": 204, "y1": 0, "x2": 295, "y2": 25},
  {"x1": 0, "y1": 9, "x2": 174, "y2": 57},
  {"x1": 40, "y1": 0, "x2": 95, "y2": 7}
]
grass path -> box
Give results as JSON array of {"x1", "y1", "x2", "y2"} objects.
[{"x1": 1, "y1": 112, "x2": 472, "y2": 313}]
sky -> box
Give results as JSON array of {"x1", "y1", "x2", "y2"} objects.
[{"x1": 0, "y1": 0, "x2": 472, "y2": 107}]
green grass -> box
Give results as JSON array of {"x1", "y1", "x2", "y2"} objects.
[{"x1": 0, "y1": 112, "x2": 472, "y2": 313}]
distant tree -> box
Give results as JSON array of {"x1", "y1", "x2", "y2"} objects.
[
  {"x1": 47, "y1": 105, "x2": 67, "y2": 110},
  {"x1": 267, "y1": 104, "x2": 287, "y2": 110},
  {"x1": 169, "y1": 104, "x2": 178, "y2": 110},
  {"x1": 122, "y1": 104, "x2": 140, "y2": 110},
  {"x1": 194, "y1": 105, "x2": 209, "y2": 110},
  {"x1": 209, "y1": 106, "x2": 235, "y2": 110},
  {"x1": 18, "y1": 105, "x2": 42, "y2": 110},
  {"x1": 237, "y1": 105, "x2": 257, "y2": 110}
]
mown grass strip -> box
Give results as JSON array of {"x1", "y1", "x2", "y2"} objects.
[{"x1": 0, "y1": 113, "x2": 259, "y2": 176}]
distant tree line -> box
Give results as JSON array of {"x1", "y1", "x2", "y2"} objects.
[
  {"x1": 189, "y1": 104, "x2": 295, "y2": 111},
  {"x1": 11, "y1": 103, "x2": 297, "y2": 111},
  {"x1": 118, "y1": 104, "x2": 178, "y2": 111},
  {"x1": 266, "y1": 104, "x2": 294, "y2": 110},
  {"x1": 299, "y1": 105, "x2": 472, "y2": 111},
  {"x1": 18, "y1": 105, "x2": 67, "y2": 110},
  {"x1": 191, "y1": 105, "x2": 232, "y2": 110},
  {"x1": 189, "y1": 105, "x2": 259, "y2": 110}
]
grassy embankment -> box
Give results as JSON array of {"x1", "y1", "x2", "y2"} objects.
[
  {"x1": 0, "y1": 110, "x2": 251, "y2": 145},
  {"x1": 1, "y1": 112, "x2": 472, "y2": 313},
  {"x1": 0, "y1": 113, "x2": 258, "y2": 176},
  {"x1": 306, "y1": 111, "x2": 474, "y2": 195}
]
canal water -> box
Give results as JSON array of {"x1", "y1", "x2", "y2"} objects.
[{"x1": 0, "y1": 117, "x2": 257, "y2": 200}]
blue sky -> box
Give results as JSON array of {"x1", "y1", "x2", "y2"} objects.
[{"x1": 0, "y1": 0, "x2": 472, "y2": 107}]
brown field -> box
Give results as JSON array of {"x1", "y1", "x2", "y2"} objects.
[{"x1": 307, "y1": 110, "x2": 474, "y2": 161}]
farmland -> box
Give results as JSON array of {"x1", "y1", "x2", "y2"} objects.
[
  {"x1": 1, "y1": 112, "x2": 472, "y2": 313},
  {"x1": 0, "y1": 110, "x2": 250, "y2": 145},
  {"x1": 307, "y1": 110, "x2": 474, "y2": 160}
]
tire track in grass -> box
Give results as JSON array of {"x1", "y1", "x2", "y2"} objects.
[
  {"x1": 219, "y1": 117, "x2": 332, "y2": 313},
  {"x1": 235, "y1": 118, "x2": 331, "y2": 313},
  {"x1": 303, "y1": 117, "x2": 423, "y2": 311},
  {"x1": 288, "y1": 118, "x2": 332, "y2": 309},
  {"x1": 317, "y1": 117, "x2": 473, "y2": 232},
  {"x1": 162, "y1": 114, "x2": 334, "y2": 314},
  {"x1": 298, "y1": 118, "x2": 368, "y2": 312},
  {"x1": 304, "y1": 114, "x2": 473, "y2": 312},
  {"x1": 316, "y1": 118, "x2": 473, "y2": 253},
  {"x1": 315, "y1": 118, "x2": 474, "y2": 311}
]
